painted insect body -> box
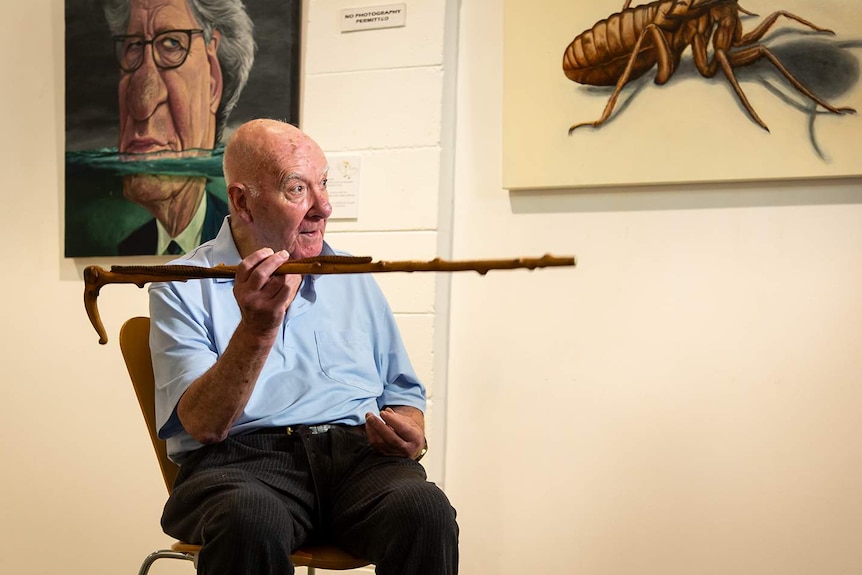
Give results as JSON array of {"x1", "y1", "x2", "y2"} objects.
[{"x1": 562, "y1": 0, "x2": 856, "y2": 134}]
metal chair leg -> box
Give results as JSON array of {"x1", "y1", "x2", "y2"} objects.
[{"x1": 138, "y1": 550, "x2": 197, "y2": 575}]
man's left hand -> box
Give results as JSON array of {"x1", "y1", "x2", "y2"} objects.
[{"x1": 365, "y1": 406, "x2": 425, "y2": 460}]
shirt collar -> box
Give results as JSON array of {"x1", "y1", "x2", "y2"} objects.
[
  {"x1": 209, "y1": 216, "x2": 243, "y2": 282},
  {"x1": 156, "y1": 192, "x2": 208, "y2": 255}
]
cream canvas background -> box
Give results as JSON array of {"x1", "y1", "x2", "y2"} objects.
[{"x1": 503, "y1": 0, "x2": 862, "y2": 189}]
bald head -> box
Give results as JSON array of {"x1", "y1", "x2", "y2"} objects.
[
  {"x1": 223, "y1": 119, "x2": 312, "y2": 192},
  {"x1": 222, "y1": 119, "x2": 332, "y2": 258}
]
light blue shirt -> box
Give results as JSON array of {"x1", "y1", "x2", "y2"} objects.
[{"x1": 149, "y1": 217, "x2": 426, "y2": 462}]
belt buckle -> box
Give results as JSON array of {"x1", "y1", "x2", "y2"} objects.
[{"x1": 286, "y1": 424, "x2": 333, "y2": 436}]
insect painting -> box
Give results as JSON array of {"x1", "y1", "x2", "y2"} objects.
[{"x1": 562, "y1": 0, "x2": 857, "y2": 134}]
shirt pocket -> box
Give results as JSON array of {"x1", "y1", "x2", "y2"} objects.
[{"x1": 314, "y1": 330, "x2": 383, "y2": 393}]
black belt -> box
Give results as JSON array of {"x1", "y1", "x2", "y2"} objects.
[{"x1": 252, "y1": 423, "x2": 366, "y2": 436}]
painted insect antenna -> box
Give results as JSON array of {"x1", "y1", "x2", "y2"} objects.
[
  {"x1": 663, "y1": 0, "x2": 728, "y2": 20},
  {"x1": 737, "y1": 3, "x2": 758, "y2": 17},
  {"x1": 690, "y1": 0, "x2": 734, "y2": 7},
  {"x1": 662, "y1": 0, "x2": 694, "y2": 11}
]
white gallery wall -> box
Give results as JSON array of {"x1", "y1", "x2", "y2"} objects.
[
  {"x1": 2, "y1": 1, "x2": 862, "y2": 575},
  {"x1": 446, "y1": 1, "x2": 862, "y2": 574},
  {"x1": 1, "y1": 1, "x2": 450, "y2": 574}
]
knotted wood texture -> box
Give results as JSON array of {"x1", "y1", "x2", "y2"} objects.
[{"x1": 84, "y1": 254, "x2": 576, "y2": 344}]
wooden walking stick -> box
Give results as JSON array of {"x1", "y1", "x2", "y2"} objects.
[{"x1": 84, "y1": 254, "x2": 576, "y2": 344}]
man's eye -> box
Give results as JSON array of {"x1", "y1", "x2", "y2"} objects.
[
  {"x1": 321, "y1": 178, "x2": 328, "y2": 188},
  {"x1": 159, "y1": 37, "x2": 183, "y2": 52},
  {"x1": 124, "y1": 39, "x2": 144, "y2": 53}
]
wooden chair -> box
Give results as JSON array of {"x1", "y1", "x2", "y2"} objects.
[{"x1": 119, "y1": 316, "x2": 370, "y2": 574}]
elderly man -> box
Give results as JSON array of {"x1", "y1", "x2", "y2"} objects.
[
  {"x1": 149, "y1": 118, "x2": 459, "y2": 575},
  {"x1": 103, "y1": 0, "x2": 255, "y2": 255}
]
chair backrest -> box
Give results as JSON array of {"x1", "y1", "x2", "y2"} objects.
[
  {"x1": 118, "y1": 318, "x2": 372, "y2": 571},
  {"x1": 119, "y1": 316, "x2": 179, "y2": 493}
]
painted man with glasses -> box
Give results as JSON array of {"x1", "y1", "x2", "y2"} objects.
[{"x1": 102, "y1": 0, "x2": 255, "y2": 255}]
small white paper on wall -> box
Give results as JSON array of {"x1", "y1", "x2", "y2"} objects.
[
  {"x1": 341, "y1": 4, "x2": 407, "y2": 32},
  {"x1": 327, "y1": 154, "x2": 361, "y2": 219}
]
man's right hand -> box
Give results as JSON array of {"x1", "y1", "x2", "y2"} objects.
[
  {"x1": 234, "y1": 248, "x2": 301, "y2": 333},
  {"x1": 178, "y1": 248, "x2": 302, "y2": 444}
]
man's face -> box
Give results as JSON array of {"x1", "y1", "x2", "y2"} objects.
[
  {"x1": 243, "y1": 136, "x2": 334, "y2": 260},
  {"x1": 118, "y1": 0, "x2": 222, "y2": 157}
]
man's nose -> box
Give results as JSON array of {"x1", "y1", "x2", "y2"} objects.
[
  {"x1": 307, "y1": 187, "x2": 333, "y2": 220},
  {"x1": 125, "y1": 46, "x2": 168, "y2": 121}
]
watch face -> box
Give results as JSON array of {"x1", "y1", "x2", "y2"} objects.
[{"x1": 416, "y1": 439, "x2": 428, "y2": 462}]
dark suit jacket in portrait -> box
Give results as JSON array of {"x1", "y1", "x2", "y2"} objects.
[{"x1": 118, "y1": 191, "x2": 229, "y2": 256}]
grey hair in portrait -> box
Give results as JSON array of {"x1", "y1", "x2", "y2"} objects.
[{"x1": 101, "y1": 0, "x2": 256, "y2": 143}]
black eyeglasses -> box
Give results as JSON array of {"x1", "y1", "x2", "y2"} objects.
[{"x1": 112, "y1": 29, "x2": 204, "y2": 73}]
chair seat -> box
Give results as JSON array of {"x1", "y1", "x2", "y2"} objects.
[
  {"x1": 171, "y1": 541, "x2": 369, "y2": 570},
  {"x1": 121, "y1": 316, "x2": 372, "y2": 573}
]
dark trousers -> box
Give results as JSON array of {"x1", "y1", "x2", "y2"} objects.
[{"x1": 161, "y1": 426, "x2": 459, "y2": 575}]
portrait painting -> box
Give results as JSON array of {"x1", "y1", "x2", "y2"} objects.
[
  {"x1": 65, "y1": 0, "x2": 301, "y2": 257},
  {"x1": 503, "y1": 0, "x2": 862, "y2": 190}
]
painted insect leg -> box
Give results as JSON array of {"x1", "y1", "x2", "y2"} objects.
[
  {"x1": 710, "y1": 46, "x2": 770, "y2": 130},
  {"x1": 728, "y1": 45, "x2": 856, "y2": 115},
  {"x1": 696, "y1": 39, "x2": 855, "y2": 132},
  {"x1": 731, "y1": 11, "x2": 854, "y2": 117},
  {"x1": 736, "y1": 10, "x2": 834, "y2": 46},
  {"x1": 568, "y1": 25, "x2": 675, "y2": 134},
  {"x1": 689, "y1": 31, "x2": 769, "y2": 129}
]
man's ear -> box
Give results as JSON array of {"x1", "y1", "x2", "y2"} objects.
[
  {"x1": 228, "y1": 183, "x2": 253, "y2": 223},
  {"x1": 207, "y1": 30, "x2": 224, "y2": 113}
]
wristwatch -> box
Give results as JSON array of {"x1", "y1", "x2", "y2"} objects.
[{"x1": 415, "y1": 438, "x2": 428, "y2": 462}]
